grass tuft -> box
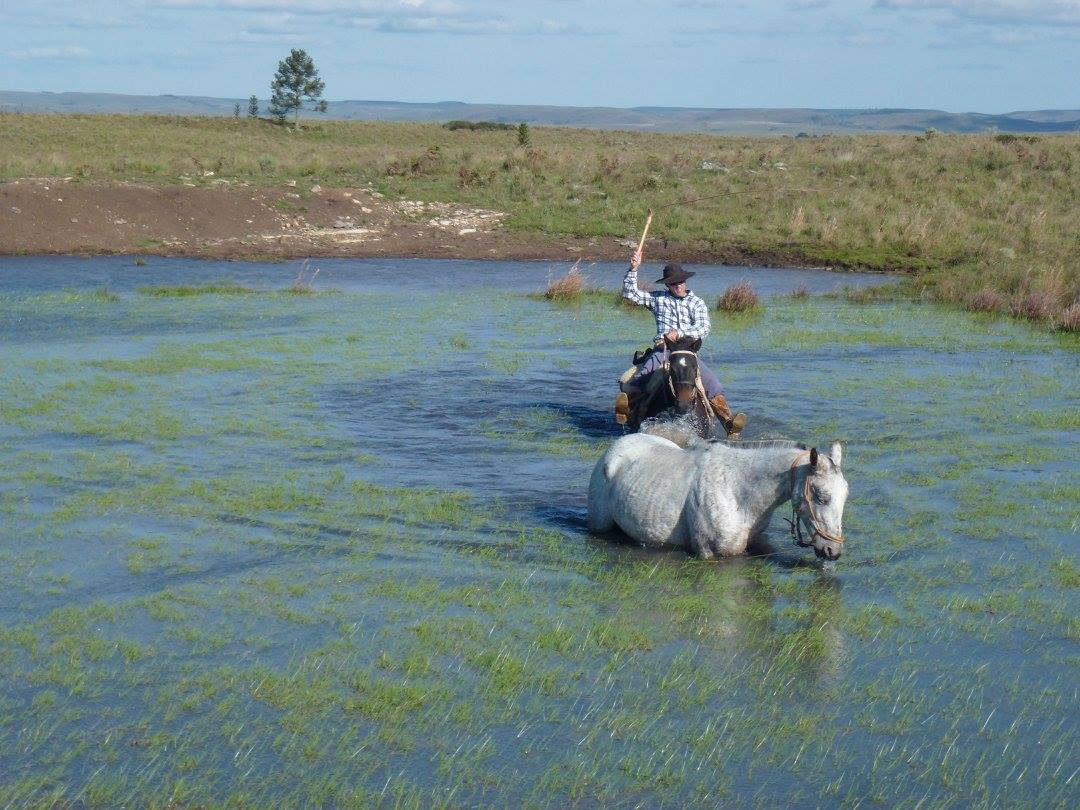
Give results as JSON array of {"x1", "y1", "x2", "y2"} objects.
[
  {"x1": 966, "y1": 287, "x2": 1004, "y2": 314},
  {"x1": 1059, "y1": 301, "x2": 1080, "y2": 332},
  {"x1": 544, "y1": 261, "x2": 585, "y2": 301},
  {"x1": 716, "y1": 280, "x2": 760, "y2": 313},
  {"x1": 1009, "y1": 290, "x2": 1057, "y2": 322}
]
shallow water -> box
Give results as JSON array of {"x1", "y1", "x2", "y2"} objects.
[{"x1": 0, "y1": 256, "x2": 1076, "y2": 807}]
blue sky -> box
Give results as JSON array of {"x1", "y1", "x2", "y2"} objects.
[{"x1": 2, "y1": 1, "x2": 1077, "y2": 111}]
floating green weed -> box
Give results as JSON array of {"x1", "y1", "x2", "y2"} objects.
[
  {"x1": 138, "y1": 283, "x2": 256, "y2": 297},
  {"x1": 0, "y1": 279, "x2": 1075, "y2": 807}
]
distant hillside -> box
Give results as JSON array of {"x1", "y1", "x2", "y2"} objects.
[{"x1": 2, "y1": 90, "x2": 1078, "y2": 135}]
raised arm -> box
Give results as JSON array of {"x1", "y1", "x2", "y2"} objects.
[{"x1": 622, "y1": 248, "x2": 655, "y2": 310}]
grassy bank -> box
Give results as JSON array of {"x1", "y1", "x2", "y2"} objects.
[{"x1": 2, "y1": 113, "x2": 1077, "y2": 325}]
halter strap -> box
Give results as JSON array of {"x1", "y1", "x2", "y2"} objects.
[
  {"x1": 788, "y1": 451, "x2": 845, "y2": 546},
  {"x1": 664, "y1": 350, "x2": 699, "y2": 392}
]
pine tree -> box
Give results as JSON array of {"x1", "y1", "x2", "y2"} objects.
[
  {"x1": 517, "y1": 122, "x2": 531, "y2": 148},
  {"x1": 233, "y1": 103, "x2": 241, "y2": 119},
  {"x1": 248, "y1": 95, "x2": 259, "y2": 118},
  {"x1": 268, "y1": 49, "x2": 327, "y2": 130}
]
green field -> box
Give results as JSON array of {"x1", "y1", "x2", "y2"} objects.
[{"x1": 2, "y1": 113, "x2": 1077, "y2": 327}]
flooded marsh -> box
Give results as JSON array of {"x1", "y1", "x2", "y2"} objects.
[{"x1": 0, "y1": 257, "x2": 1077, "y2": 807}]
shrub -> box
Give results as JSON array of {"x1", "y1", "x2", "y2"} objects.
[
  {"x1": 457, "y1": 165, "x2": 484, "y2": 188},
  {"x1": 994, "y1": 133, "x2": 1038, "y2": 145},
  {"x1": 717, "y1": 280, "x2": 760, "y2": 313},
  {"x1": 966, "y1": 287, "x2": 1004, "y2": 313},
  {"x1": 1009, "y1": 290, "x2": 1056, "y2": 322},
  {"x1": 443, "y1": 120, "x2": 513, "y2": 131},
  {"x1": 387, "y1": 145, "x2": 441, "y2": 177},
  {"x1": 544, "y1": 262, "x2": 584, "y2": 301},
  {"x1": 517, "y1": 122, "x2": 531, "y2": 148}
]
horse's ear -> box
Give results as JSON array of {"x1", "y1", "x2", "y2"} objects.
[
  {"x1": 829, "y1": 442, "x2": 842, "y2": 469},
  {"x1": 809, "y1": 447, "x2": 818, "y2": 467},
  {"x1": 690, "y1": 337, "x2": 702, "y2": 353}
]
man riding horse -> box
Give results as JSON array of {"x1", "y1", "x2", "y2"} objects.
[{"x1": 616, "y1": 247, "x2": 747, "y2": 436}]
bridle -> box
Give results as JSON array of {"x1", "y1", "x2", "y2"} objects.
[
  {"x1": 664, "y1": 349, "x2": 700, "y2": 400},
  {"x1": 787, "y1": 451, "x2": 845, "y2": 547}
]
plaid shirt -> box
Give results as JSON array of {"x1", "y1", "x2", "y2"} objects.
[{"x1": 622, "y1": 267, "x2": 711, "y2": 342}]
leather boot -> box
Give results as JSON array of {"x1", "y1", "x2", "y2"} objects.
[
  {"x1": 615, "y1": 392, "x2": 630, "y2": 425},
  {"x1": 709, "y1": 394, "x2": 747, "y2": 437}
]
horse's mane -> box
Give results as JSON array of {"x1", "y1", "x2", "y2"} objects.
[
  {"x1": 707, "y1": 438, "x2": 807, "y2": 450},
  {"x1": 667, "y1": 335, "x2": 702, "y2": 353}
]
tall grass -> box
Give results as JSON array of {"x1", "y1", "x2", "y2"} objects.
[{"x1": 1, "y1": 113, "x2": 1077, "y2": 324}]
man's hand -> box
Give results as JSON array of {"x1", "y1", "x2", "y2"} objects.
[
  {"x1": 630, "y1": 248, "x2": 643, "y2": 270},
  {"x1": 664, "y1": 329, "x2": 679, "y2": 343}
]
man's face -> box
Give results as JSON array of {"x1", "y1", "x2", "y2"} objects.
[{"x1": 666, "y1": 281, "x2": 687, "y2": 298}]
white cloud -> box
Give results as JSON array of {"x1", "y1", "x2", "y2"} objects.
[
  {"x1": 8, "y1": 45, "x2": 93, "y2": 59},
  {"x1": 148, "y1": 0, "x2": 464, "y2": 14},
  {"x1": 371, "y1": 16, "x2": 594, "y2": 34},
  {"x1": 840, "y1": 30, "x2": 894, "y2": 44},
  {"x1": 875, "y1": 1, "x2": 1080, "y2": 26},
  {"x1": 149, "y1": 0, "x2": 603, "y2": 37}
]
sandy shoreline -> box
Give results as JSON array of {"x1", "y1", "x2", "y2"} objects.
[{"x1": 0, "y1": 178, "x2": 857, "y2": 271}]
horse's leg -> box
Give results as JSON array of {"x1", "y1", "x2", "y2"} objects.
[{"x1": 684, "y1": 478, "x2": 746, "y2": 558}]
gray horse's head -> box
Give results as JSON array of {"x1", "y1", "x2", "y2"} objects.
[{"x1": 792, "y1": 442, "x2": 848, "y2": 561}]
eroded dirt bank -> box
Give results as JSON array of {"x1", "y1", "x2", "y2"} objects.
[{"x1": 0, "y1": 179, "x2": 831, "y2": 268}]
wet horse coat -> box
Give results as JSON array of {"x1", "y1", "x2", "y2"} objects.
[{"x1": 587, "y1": 434, "x2": 847, "y2": 560}]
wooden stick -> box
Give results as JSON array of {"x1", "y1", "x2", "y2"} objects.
[{"x1": 635, "y1": 210, "x2": 654, "y2": 257}]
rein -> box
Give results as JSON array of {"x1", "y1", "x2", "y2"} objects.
[{"x1": 786, "y1": 451, "x2": 844, "y2": 547}]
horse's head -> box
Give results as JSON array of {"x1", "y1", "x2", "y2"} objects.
[
  {"x1": 791, "y1": 442, "x2": 848, "y2": 561},
  {"x1": 664, "y1": 336, "x2": 702, "y2": 413}
]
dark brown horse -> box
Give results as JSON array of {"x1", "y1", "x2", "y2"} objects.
[{"x1": 618, "y1": 336, "x2": 717, "y2": 437}]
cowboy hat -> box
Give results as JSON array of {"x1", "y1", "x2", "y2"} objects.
[{"x1": 655, "y1": 263, "x2": 695, "y2": 285}]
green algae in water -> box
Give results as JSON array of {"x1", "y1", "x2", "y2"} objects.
[{"x1": 0, "y1": 263, "x2": 1077, "y2": 807}]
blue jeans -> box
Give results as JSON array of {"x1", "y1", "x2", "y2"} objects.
[{"x1": 629, "y1": 348, "x2": 723, "y2": 399}]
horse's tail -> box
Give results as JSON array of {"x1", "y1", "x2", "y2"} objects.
[{"x1": 586, "y1": 456, "x2": 615, "y2": 532}]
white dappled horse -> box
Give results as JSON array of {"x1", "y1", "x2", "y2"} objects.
[{"x1": 588, "y1": 434, "x2": 847, "y2": 560}]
